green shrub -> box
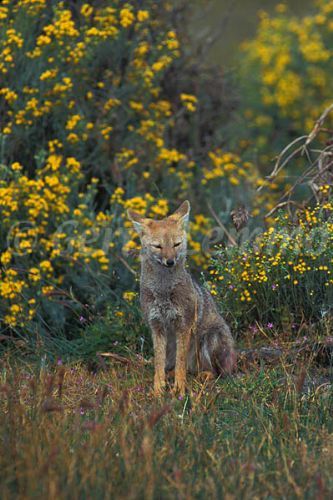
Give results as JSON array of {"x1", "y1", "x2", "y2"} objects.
[
  {"x1": 239, "y1": 0, "x2": 333, "y2": 171},
  {"x1": 0, "y1": 0, "x2": 268, "y2": 344},
  {"x1": 211, "y1": 200, "x2": 333, "y2": 332}
]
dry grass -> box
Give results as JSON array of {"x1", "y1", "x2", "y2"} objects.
[{"x1": 0, "y1": 354, "x2": 332, "y2": 499}]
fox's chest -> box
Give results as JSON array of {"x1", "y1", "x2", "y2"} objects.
[
  {"x1": 140, "y1": 273, "x2": 197, "y2": 329},
  {"x1": 147, "y1": 296, "x2": 181, "y2": 324}
]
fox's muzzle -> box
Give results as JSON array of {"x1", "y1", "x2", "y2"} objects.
[{"x1": 160, "y1": 257, "x2": 176, "y2": 267}]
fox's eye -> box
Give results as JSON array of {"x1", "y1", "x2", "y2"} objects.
[
  {"x1": 174, "y1": 242, "x2": 181, "y2": 247},
  {"x1": 152, "y1": 244, "x2": 162, "y2": 249}
]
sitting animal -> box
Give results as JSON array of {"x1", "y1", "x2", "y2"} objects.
[{"x1": 128, "y1": 200, "x2": 236, "y2": 395}]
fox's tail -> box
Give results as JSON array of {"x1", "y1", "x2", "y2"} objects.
[{"x1": 200, "y1": 327, "x2": 236, "y2": 376}]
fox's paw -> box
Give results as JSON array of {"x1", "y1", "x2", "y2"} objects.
[
  {"x1": 172, "y1": 379, "x2": 186, "y2": 398},
  {"x1": 153, "y1": 382, "x2": 165, "y2": 397},
  {"x1": 197, "y1": 370, "x2": 215, "y2": 382}
]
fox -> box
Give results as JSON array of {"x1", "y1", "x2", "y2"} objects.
[{"x1": 127, "y1": 200, "x2": 236, "y2": 396}]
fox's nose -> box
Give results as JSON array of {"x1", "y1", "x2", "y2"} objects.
[{"x1": 166, "y1": 258, "x2": 175, "y2": 267}]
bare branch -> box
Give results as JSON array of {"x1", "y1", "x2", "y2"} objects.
[
  {"x1": 305, "y1": 102, "x2": 333, "y2": 146},
  {"x1": 207, "y1": 202, "x2": 237, "y2": 246}
]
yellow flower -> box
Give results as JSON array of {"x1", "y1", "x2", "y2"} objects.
[
  {"x1": 158, "y1": 148, "x2": 185, "y2": 164},
  {"x1": 137, "y1": 10, "x2": 149, "y2": 22},
  {"x1": 40, "y1": 68, "x2": 58, "y2": 81},
  {"x1": 29, "y1": 268, "x2": 41, "y2": 282},
  {"x1": 40, "y1": 260, "x2": 53, "y2": 273},
  {"x1": 4, "y1": 315, "x2": 17, "y2": 327},
  {"x1": 66, "y1": 157, "x2": 81, "y2": 173},
  {"x1": 0, "y1": 250, "x2": 12, "y2": 265},
  {"x1": 275, "y1": 3, "x2": 287, "y2": 13},
  {"x1": 123, "y1": 291, "x2": 136, "y2": 302},
  {"x1": 180, "y1": 93, "x2": 198, "y2": 103},
  {"x1": 120, "y1": 8, "x2": 135, "y2": 28},
  {"x1": 67, "y1": 133, "x2": 79, "y2": 143},
  {"x1": 10, "y1": 304, "x2": 22, "y2": 314},
  {"x1": 81, "y1": 4, "x2": 93, "y2": 17},
  {"x1": 66, "y1": 114, "x2": 81, "y2": 130},
  {"x1": 11, "y1": 162, "x2": 23, "y2": 171}
]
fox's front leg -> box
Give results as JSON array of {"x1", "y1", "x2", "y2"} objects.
[
  {"x1": 174, "y1": 327, "x2": 191, "y2": 396},
  {"x1": 150, "y1": 321, "x2": 167, "y2": 396}
]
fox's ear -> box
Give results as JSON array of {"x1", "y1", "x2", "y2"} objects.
[
  {"x1": 169, "y1": 200, "x2": 190, "y2": 226},
  {"x1": 127, "y1": 209, "x2": 146, "y2": 234}
]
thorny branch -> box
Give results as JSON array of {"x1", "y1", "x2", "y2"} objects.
[{"x1": 261, "y1": 103, "x2": 333, "y2": 218}]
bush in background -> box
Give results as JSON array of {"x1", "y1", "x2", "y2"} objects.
[
  {"x1": 0, "y1": 0, "x2": 268, "y2": 347},
  {"x1": 211, "y1": 199, "x2": 333, "y2": 333},
  {"x1": 0, "y1": 0, "x2": 332, "y2": 354},
  {"x1": 239, "y1": 0, "x2": 333, "y2": 174}
]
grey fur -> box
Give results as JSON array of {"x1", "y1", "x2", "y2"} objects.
[
  {"x1": 140, "y1": 253, "x2": 236, "y2": 376},
  {"x1": 128, "y1": 201, "x2": 236, "y2": 394}
]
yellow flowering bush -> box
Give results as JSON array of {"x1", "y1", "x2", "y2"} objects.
[
  {"x1": 240, "y1": 0, "x2": 333, "y2": 166},
  {"x1": 2, "y1": 0, "x2": 329, "y2": 346},
  {"x1": 212, "y1": 201, "x2": 333, "y2": 330},
  {"x1": 0, "y1": 0, "x2": 266, "y2": 339},
  {"x1": 0, "y1": 155, "x2": 118, "y2": 330}
]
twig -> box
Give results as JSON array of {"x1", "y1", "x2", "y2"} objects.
[
  {"x1": 259, "y1": 103, "x2": 333, "y2": 203},
  {"x1": 265, "y1": 200, "x2": 303, "y2": 219},
  {"x1": 97, "y1": 352, "x2": 131, "y2": 364},
  {"x1": 282, "y1": 158, "x2": 333, "y2": 206},
  {"x1": 305, "y1": 102, "x2": 333, "y2": 146},
  {"x1": 258, "y1": 135, "x2": 307, "y2": 192},
  {"x1": 261, "y1": 107, "x2": 333, "y2": 216},
  {"x1": 117, "y1": 254, "x2": 137, "y2": 275},
  {"x1": 207, "y1": 202, "x2": 237, "y2": 246}
]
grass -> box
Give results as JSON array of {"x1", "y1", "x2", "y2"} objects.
[{"x1": 0, "y1": 353, "x2": 332, "y2": 499}]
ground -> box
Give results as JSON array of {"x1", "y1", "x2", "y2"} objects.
[{"x1": 0, "y1": 348, "x2": 332, "y2": 499}]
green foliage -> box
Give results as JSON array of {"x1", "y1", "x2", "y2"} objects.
[
  {"x1": 1, "y1": 0, "x2": 333, "y2": 350},
  {"x1": 239, "y1": 0, "x2": 333, "y2": 169},
  {"x1": 0, "y1": 0, "x2": 265, "y2": 343},
  {"x1": 72, "y1": 302, "x2": 152, "y2": 361},
  {"x1": 212, "y1": 200, "x2": 333, "y2": 331}
]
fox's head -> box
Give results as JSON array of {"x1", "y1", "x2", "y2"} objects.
[{"x1": 127, "y1": 200, "x2": 190, "y2": 268}]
